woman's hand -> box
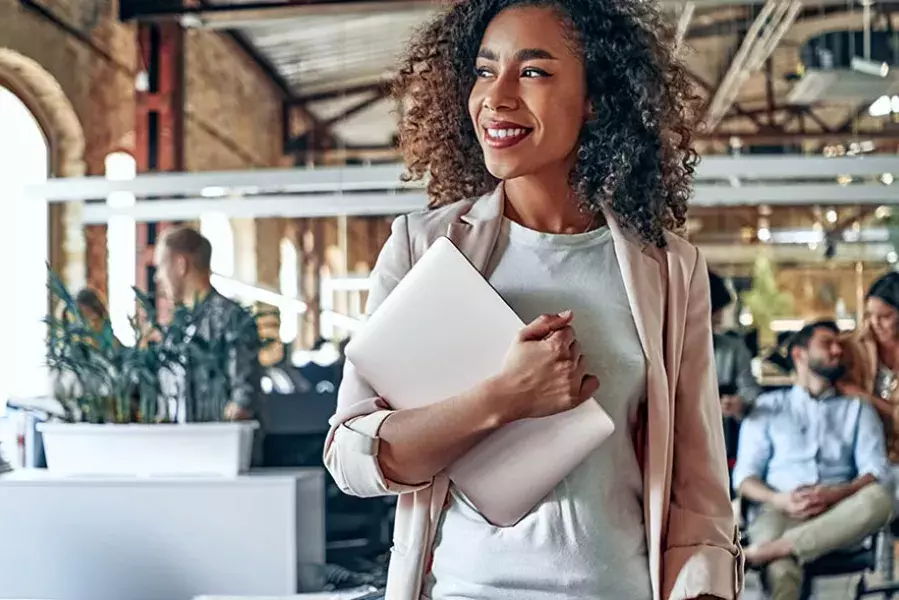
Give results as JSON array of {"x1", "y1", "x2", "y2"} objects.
[{"x1": 491, "y1": 311, "x2": 600, "y2": 424}]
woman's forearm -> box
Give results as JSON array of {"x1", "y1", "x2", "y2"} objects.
[{"x1": 377, "y1": 378, "x2": 511, "y2": 486}]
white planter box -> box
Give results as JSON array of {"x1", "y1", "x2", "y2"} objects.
[{"x1": 37, "y1": 422, "x2": 259, "y2": 477}]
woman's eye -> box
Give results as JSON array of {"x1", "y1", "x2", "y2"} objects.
[
  {"x1": 475, "y1": 67, "x2": 493, "y2": 78},
  {"x1": 522, "y1": 67, "x2": 549, "y2": 78}
]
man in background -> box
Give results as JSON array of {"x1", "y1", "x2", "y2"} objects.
[
  {"x1": 733, "y1": 320, "x2": 892, "y2": 600},
  {"x1": 154, "y1": 227, "x2": 262, "y2": 427},
  {"x1": 709, "y1": 270, "x2": 761, "y2": 469}
]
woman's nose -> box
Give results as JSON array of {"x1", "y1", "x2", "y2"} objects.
[{"x1": 483, "y1": 75, "x2": 519, "y2": 112}]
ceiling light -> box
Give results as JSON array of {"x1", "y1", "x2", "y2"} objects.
[
  {"x1": 201, "y1": 186, "x2": 228, "y2": 198},
  {"x1": 837, "y1": 174, "x2": 853, "y2": 186},
  {"x1": 889, "y1": 251, "x2": 898, "y2": 264},
  {"x1": 882, "y1": 174, "x2": 895, "y2": 186},
  {"x1": 870, "y1": 95, "x2": 893, "y2": 117},
  {"x1": 876, "y1": 205, "x2": 892, "y2": 219},
  {"x1": 826, "y1": 209, "x2": 838, "y2": 224},
  {"x1": 135, "y1": 71, "x2": 149, "y2": 93},
  {"x1": 757, "y1": 227, "x2": 771, "y2": 242},
  {"x1": 851, "y1": 56, "x2": 890, "y2": 78}
]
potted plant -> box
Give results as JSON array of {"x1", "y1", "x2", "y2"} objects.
[{"x1": 40, "y1": 270, "x2": 263, "y2": 477}]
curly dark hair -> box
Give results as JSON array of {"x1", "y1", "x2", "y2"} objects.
[{"x1": 392, "y1": 0, "x2": 701, "y2": 248}]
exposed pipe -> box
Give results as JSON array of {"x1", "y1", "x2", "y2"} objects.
[
  {"x1": 706, "y1": 0, "x2": 801, "y2": 130},
  {"x1": 705, "y1": 0, "x2": 779, "y2": 128},
  {"x1": 676, "y1": 2, "x2": 696, "y2": 47}
]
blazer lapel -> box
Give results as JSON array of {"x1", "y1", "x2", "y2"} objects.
[{"x1": 446, "y1": 186, "x2": 505, "y2": 273}]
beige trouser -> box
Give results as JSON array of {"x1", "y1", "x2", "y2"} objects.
[{"x1": 749, "y1": 483, "x2": 893, "y2": 600}]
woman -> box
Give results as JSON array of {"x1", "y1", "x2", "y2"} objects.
[
  {"x1": 841, "y1": 272, "x2": 899, "y2": 488},
  {"x1": 324, "y1": 1, "x2": 742, "y2": 599}
]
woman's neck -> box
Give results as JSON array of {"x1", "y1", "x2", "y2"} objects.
[{"x1": 503, "y1": 174, "x2": 597, "y2": 235}]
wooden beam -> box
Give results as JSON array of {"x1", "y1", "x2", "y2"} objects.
[
  {"x1": 322, "y1": 93, "x2": 386, "y2": 127},
  {"x1": 293, "y1": 81, "x2": 390, "y2": 104}
]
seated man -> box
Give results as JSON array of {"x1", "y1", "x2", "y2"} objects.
[{"x1": 733, "y1": 319, "x2": 893, "y2": 600}]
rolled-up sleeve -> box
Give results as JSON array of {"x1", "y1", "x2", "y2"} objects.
[
  {"x1": 663, "y1": 250, "x2": 743, "y2": 600},
  {"x1": 731, "y1": 404, "x2": 772, "y2": 492},
  {"x1": 855, "y1": 400, "x2": 891, "y2": 485},
  {"x1": 323, "y1": 215, "x2": 432, "y2": 498}
]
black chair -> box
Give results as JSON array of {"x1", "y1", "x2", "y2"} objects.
[{"x1": 740, "y1": 499, "x2": 877, "y2": 600}]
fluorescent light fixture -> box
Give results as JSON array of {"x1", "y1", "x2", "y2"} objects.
[
  {"x1": 201, "y1": 186, "x2": 228, "y2": 198},
  {"x1": 770, "y1": 230, "x2": 825, "y2": 244},
  {"x1": 870, "y1": 95, "x2": 895, "y2": 117},
  {"x1": 851, "y1": 56, "x2": 890, "y2": 78},
  {"x1": 870, "y1": 95, "x2": 892, "y2": 117},
  {"x1": 770, "y1": 318, "x2": 856, "y2": 332}
]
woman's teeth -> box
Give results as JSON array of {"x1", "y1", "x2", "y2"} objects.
[{"x1": 487, "y1": 128, "x2": 528, "y2": 139}]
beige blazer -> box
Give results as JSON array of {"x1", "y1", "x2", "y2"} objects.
[{"x1": 324, "y1": 186, "x2": 744, "y2": 600}]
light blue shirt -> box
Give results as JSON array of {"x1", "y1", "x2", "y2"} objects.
[{"x1": 732, "y1": 385, "x2": 891, "y2": 494}]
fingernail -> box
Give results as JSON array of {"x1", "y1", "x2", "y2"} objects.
[{"x1": 559, "y1": 310, "x2": 573, "y2": 319}]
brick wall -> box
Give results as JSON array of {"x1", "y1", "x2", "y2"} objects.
[{"x1": 184, "y1": 30, "x2": 284, "y2": 171}]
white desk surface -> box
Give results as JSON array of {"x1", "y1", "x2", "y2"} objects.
[
  {"x1": 0, "y1": 466, "x2": 322, "y2": 485},
  {"x1": 0, "y1": 467, "x2": 326, "y2": 600}
]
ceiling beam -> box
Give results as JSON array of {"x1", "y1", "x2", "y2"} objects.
[
  {"x1": 120, "y1": 0, "x2": 433, "y2": 22},
  {"x1": 686, "y1": 2, "x2": 899, "y2": 39},
  {"x1": 704, "y1": 0, "x2": 802, "y2": 131},
  {"x1": 322, "y1": 92, "x2": 387, "y2": 127},
  {"x1": 687, "y1": 69, "x2": 770, "y2": 130},
  {"x1": 70, "y1": 183, "x2": 899, "y2": 224},
  {"x1": 27, "y1": 156, "x2": 899, "y2": 202},
  {"x1": 292, "y1": 81, "x2": 390, "y2": 104}
]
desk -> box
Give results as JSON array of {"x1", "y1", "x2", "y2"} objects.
[{"x1": 0, "y1": 468, "x2": 325, "y2": 600}]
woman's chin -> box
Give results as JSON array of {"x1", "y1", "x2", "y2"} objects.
[{"x1": 483, "y1": 157, "x2": 535, "y2": 182}]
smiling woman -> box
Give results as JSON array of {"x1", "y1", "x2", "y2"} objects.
[
  {"x1": 392, "y1": 0, "x2": 701, "y2": 247},
  {"x1": 325, "y1": 2, "x2": 741, "y2": 599}
]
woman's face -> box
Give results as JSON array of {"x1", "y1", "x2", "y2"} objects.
[
  {"x1": 468, "y1": 6, "x2": 589, "y2": 182},
  {"x1": 866, "y1": 296, "x2": 899, "y2": 347}
]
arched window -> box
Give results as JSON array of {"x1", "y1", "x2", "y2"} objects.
[
  {"x1": 279, "y1": 237, "x2": 299, "y2": 343},
  {"x1": 0, "y1": 85, "x2": 49, "y2": 408},
  {"x1": 105, "y1": 152, "x2": 137, "y2": 346}
]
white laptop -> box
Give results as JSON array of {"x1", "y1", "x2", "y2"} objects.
[{"x1": 344, "y1": 236, "x2": 615, "y2": 527}]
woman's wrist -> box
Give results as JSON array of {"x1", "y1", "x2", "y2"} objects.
[{"x1": 478, "y1": 375, "x2": 522, "y2": 428}]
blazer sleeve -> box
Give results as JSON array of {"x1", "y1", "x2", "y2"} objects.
[
  {"x1": 323, "y1": 215, "x2": 433, "y2": 498},
  {"x1": 663, "y1": 250, "x2": 744, "y2": 600}
]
